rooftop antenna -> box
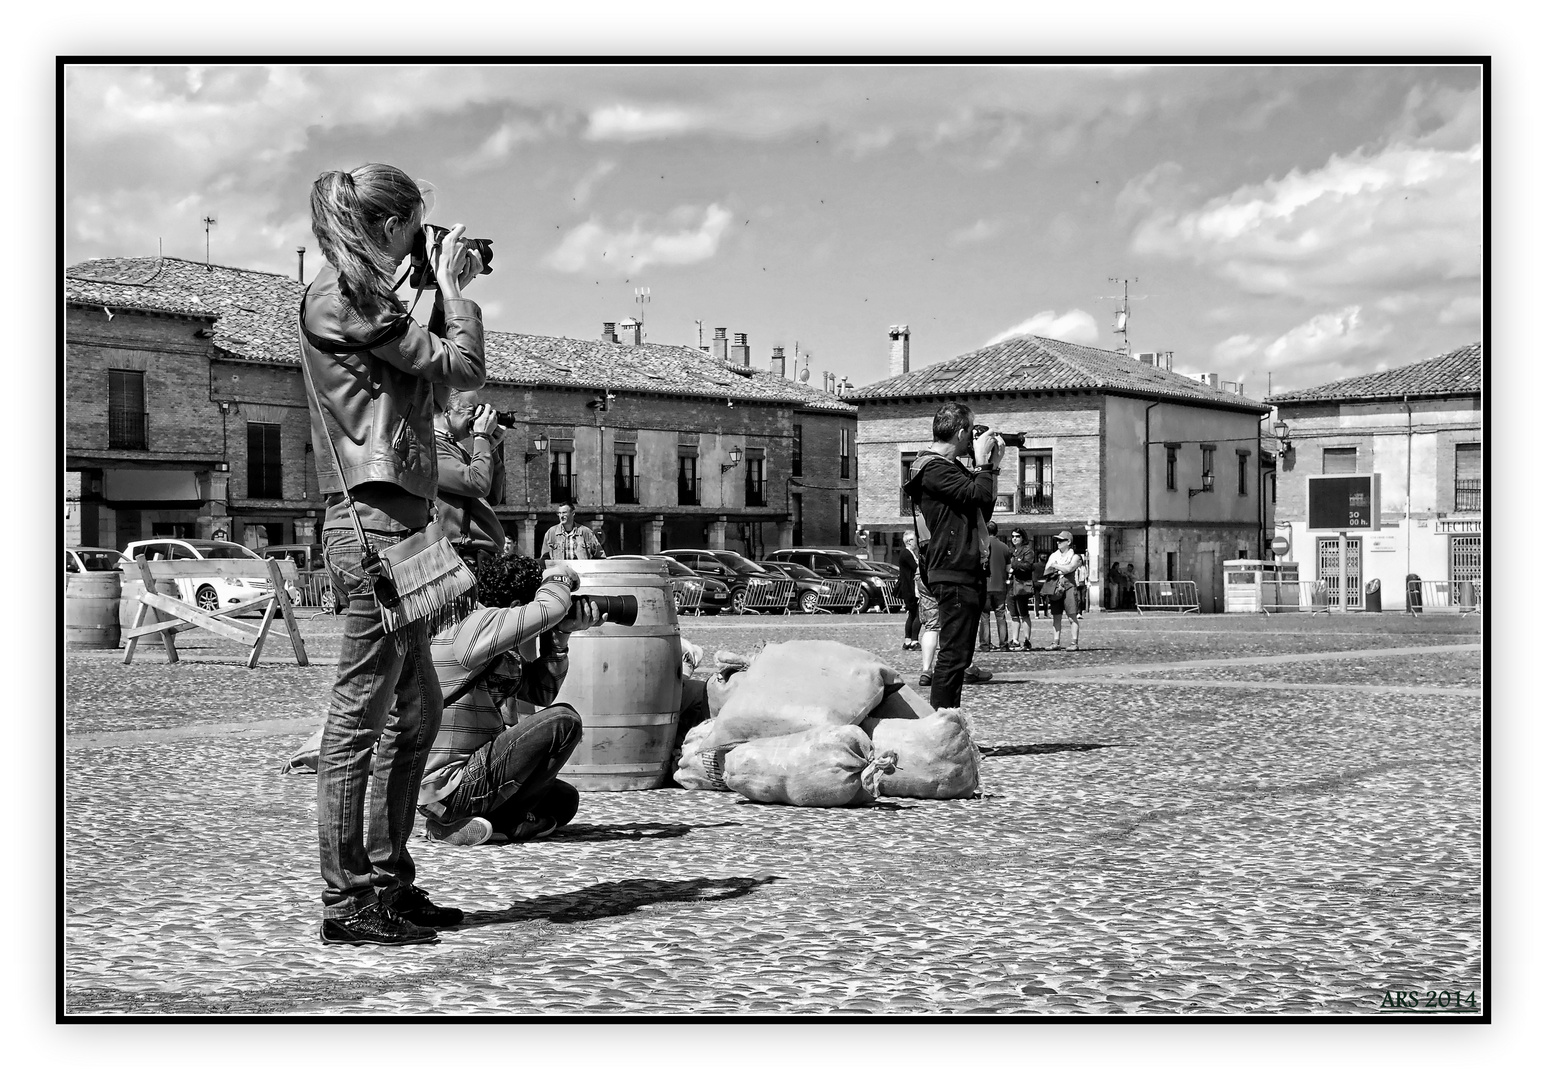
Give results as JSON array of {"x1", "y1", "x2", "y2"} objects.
[
  {"x1": 634, "y1": 286, "x2": 650, "y2": 340},
  {"x1": 1099, "y1": 276, "x2": 1148, "y2": 355},
  {"x1": 202, "y1": 214, "x2": 218, "y2": 269},
  {"x1": 694, "y1": 319, "x2": 704, "y2": 349}
]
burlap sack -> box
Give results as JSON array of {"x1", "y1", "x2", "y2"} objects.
[
  {"x1": 860, "y1": 707, "x2": 981, "y2": 800},
  {"x1": 672, "y1": 718, "x2": 735, "y2": 790},
  {"x1": 713, "y1": 641, "x2": 902, "y2": 743},
  {"x1": 722, "y1": 725, "x2": 883, "y2": 808}
]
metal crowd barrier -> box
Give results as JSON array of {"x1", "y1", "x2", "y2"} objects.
[
  {"x1": 830, "y1": 581, "x2": 866, "y2": 612},
  {"x1": 739, "y1": 578, "x2": 795, "y2": 612},
  {"x1": 674, "y1": 579, "x2": 707, "y2": 615},
  {"x1": 1134, "y1": 580, "x2": 1201, "y2": 614},
  {"x1": 877, "y1": 579, "x2": 902, "y2": 612},
  {"x1": 1404, "y1": 579, "x2": 1484, "y2": 616},
  {"x1": 292, "y1": 570, "x2": 335, "y2": 609}
]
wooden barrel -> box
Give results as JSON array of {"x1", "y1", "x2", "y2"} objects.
[
  {"x1": 65, "y1": 572, "x2": 122, "y2": 649},
  {"x1": 557, "y1": 558, "x2": 683, "y2": 791}
]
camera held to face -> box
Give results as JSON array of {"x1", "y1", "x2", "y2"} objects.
[
  {"x1": 972, "y1": 424, "x2": 1027, "y2": 448},
  {"x1": 410, "y1": 224, "x2": 495, "y2": 290},
  {"x1": 492, "y1": 410, "x2": 520, "y2": 428},
  {"x1": 572, "y1": 593, "x2": 638, "y2": 627}
]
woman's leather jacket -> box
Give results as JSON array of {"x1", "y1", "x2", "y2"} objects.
[{"x1": 298, "y1": 264, "x2": 486, "y2": 503}]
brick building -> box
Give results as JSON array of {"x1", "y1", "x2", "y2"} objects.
[
  {"x1": 64, "y1": 256, "x2": 856, "y2": 557},
  {"x1": 846, "y1": 329, "x2": 1271, "y2": 612},
  {"x1": 1265, "y1": 342, "x2": 1483, "y2": 602}
]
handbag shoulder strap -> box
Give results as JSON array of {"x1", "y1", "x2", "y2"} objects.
[{"x1": 298, "y1": 285, "x2": 376, "y2": 558}]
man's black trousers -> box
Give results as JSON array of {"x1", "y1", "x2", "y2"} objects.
[{"x1": 927, "y1": 579, "x2": 985, "y2": 709}]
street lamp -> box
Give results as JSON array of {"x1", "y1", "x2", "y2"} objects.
[
  {"x1": 721, "y1": 446, "x2": 744, "y2": 474},
  {"x1": 1272, "y1": 419, "x2": 1291, "y2": 456},
  {"x1": 525, "y1": 432, "x2": 549, "y2": 462}
]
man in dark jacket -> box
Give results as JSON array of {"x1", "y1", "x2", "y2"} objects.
[
  {"x1": 902, "y1": 401, "x2": 1003, "y2": 708},
  {"x1": 897, "y1": 532, "x2": 920, "y2": 650},
  {"x1": 434, "y1": 389, "x2": 507, "y2": 562}
]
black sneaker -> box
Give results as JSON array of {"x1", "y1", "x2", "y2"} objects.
[
  {"x1": 387, "y1": 883, "x2": 464, "y2": 927},
  {"x1": 963, "y1": 666, "x2": 994, "y2": 684},
  {"x1": 320, "y1": 902, "x2": 439, "y2": 946},
  {"x1": 918, "y1": 672, "x2": 933, "y2": 687}
]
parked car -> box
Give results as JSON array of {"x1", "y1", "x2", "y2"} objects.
[
  {"x1": 120, "y1": 538, "x2": 290, "y2": 612},
  {"x1": 262, "y1": 544, "x2": 334, "y2": 609},
  {"x1": 769, "y1": 548, "x2": 903, "y2": 612},
  {"x1": 657, "y1": 548, "x2": 796, "y2": 614},
  {"x1": 610, "y1": 554, "x2": 730, "y2": 615},
  {"x1": 760, "y1": 559, "x2": 866, "y2": 614},
  {"x1": 65, "y1": 547, "x2": 125, "y2": 574}
]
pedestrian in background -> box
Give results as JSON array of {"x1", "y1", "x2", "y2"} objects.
[
  {"x1": 1040, "y1": 529, "x2": 1086, "y2": 650},
  {"x1": 539, "y1": 498, "x2": 605, "y2": 564},
  {"x1": 979, "y1": 520, "x2": 1012, "y2": 651},
  {"x1": 1007, "y1": 528, "x2": 1039, "y2": 651},
  {"x1": 898, "y1": 532, "x2": 920, "y2": 651}
]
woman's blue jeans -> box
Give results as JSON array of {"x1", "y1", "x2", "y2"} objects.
[{"x1": 317, "y1": 527, "x2": 444, "y2": 918}]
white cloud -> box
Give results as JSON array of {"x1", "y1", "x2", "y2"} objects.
[
  {"x1": 948, "y1": 218, "x2": 1003, "y2": 246},
  {"x1": 544, "y1": 204, "x2": 733, "y2": 275},
  {"x1": 571, "y1": 160, "x2": 617, "y2": 206},
  {"x1": 1210, "y1": 306, "x2": 1395, "y2": 384},
  {"x1": 584, "y1": 104, "x2": 704, "y2": 141},
  {"x1": 1437, "y1": 293, "x2": 1482, "y2": 327},
  {"x1": 1131, "y1": 140, "x2": 1482, "y2": 300},
  {"x1": 453, "y1": 114, "x2": 565, "y2": 171},
  {"x1": 986, "y1": 309, "x2": 1100, "y2": 347}
]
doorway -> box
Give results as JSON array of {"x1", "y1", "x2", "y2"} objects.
[{"x1": 1316, "y1": 536, "x2": 1363, "y2": 609}]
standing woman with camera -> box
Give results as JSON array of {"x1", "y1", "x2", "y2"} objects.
[
  {"x1": 1040, "y1": 530, "x2": 1087, "y2": 651},
  {"x1": 301, "y1": 163, "x2": 487, "y2": 946}
]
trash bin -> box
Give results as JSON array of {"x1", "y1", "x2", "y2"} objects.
[
  {"x1": 1405, "y1": 572, "x2": 1422, "y2": 614},
  {"x1": 1458, "y1": 580, "x2": 1477, "y2": 610},
  {"x1": 1364, "y1": 577, "x2": 1381, "y2": 613}
]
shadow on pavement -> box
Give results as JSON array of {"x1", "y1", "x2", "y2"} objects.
[
  {"x1": 977, "y1": 742, "x2": 1117, "y2": 757},
  {"x1": 456, "y1": 874, "x2": 779, "y2": 928},
  {"x1": 539, "y1": 821, "x2": 742, "y2": 844}
]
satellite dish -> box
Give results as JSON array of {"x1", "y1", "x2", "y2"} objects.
[{"x1": 798, "y1": 366, "x2": 810, "y2": 383}]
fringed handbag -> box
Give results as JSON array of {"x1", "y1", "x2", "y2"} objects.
[{"x1": 297, "y1": 287, "x2": 475, "y2": 637}]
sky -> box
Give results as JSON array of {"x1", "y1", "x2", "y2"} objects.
[{"x1": 62, "y1": 61, "x2": 1482, "y2": 398}]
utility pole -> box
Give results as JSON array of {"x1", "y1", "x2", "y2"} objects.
[
  {"x1": 1100, "y1": 276, "x2": 1145, "y2": 355},
  {"x1": 634, "y1": 286, "x2": 650, "y2": 340},
  {"x1": 202, "y1": 215, "x2": 218, "y2": 268},
  {"x1": 694, "y1": 319, "x2": 704, "y2": 349}
]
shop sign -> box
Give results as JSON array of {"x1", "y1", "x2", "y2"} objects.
[
  {"x1": 1308, "y1": 474, "x2": 1381, "y2": 531},
  {"x1": 1434, "y1": 518, "x2": 1482, "y2": 535}
]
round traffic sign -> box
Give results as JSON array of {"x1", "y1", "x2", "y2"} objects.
[{"x1": 1270, "y1": 536, "x2": 1290, "y2": 556}]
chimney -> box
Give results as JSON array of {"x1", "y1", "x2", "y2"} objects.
[
  {"x1": 602, "y1": 321, "x2": 618, "y2": 344},
  {"x1": 771, "y1": 346, "x2": 786, "y2": 378},
  {"x1": 713, "y1": 327, "x2": 728, "y2": 363},
  {"x1": 619, "y1": 318, "x2": 642, "y2": 345},
  {"x1": 731, "y1": 332, "x2": 750, "y2": 367},
  {"x1": 296, "y1": 246, "x2": 306, "y2": 283},
  {"x1": 888, "y1": 324, "x2": 910, "y2": 376}
]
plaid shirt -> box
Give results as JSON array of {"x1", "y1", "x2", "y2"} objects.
[
  {"x1": 419, "y1": 581, "x2": 572, "y2": 807},
  {"x1": 540, "y1": 522, "x2": 605, "y2": 563}
]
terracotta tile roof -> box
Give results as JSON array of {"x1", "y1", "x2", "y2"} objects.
[
  {"x1": 844, "y1": 334, "x2": 1265, "y2": 413},
  {"x1": 1265, "y1": 342, "x2": 1482, "y2": 404},
  {"x1": 64, "y1": 256, "x2": 855, "y2": 412}
]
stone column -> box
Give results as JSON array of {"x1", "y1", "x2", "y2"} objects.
[
  {"x1": 645, "y1": 515, "x2": 664, "y2": 554},
  {"x1": 519, "y1": 514, "x2": 538, "y2": 559},
  {"x1": 708, "y1": 516, "x2": 727, "y2": 550},
  {"x1": 197, "y1": 469, "x2": 231, "y2": 541},
  {"x1": 1086, "y1": 518, "x2": 1104, "y2": 612}
]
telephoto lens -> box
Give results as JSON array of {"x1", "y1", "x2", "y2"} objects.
[{"x1": 573, "y1": 593, "x2": 639, "y2": 627}]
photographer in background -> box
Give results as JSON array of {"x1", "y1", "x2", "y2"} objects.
[
  {"x1": 418, "y1": 553, "x2": 602, "y2": 846},
  {"x1": 540, "y1": 498, "x2": 606, "y2": 563},
  {"x1": 434, "y1": 388, "x2": 507, "y2": 564},
  {"x1": 901, "y1": 401, "x2": 1001, "y2": 708}
]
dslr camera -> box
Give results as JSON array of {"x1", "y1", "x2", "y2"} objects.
[
  {"x1": 410, "y1": 224, "x2": 495, "y2": 290},
  {"x1": 492, "y1": 410, "x2": 520, "y2": 428},
  {"x1": 572, "y1": 593, "x2": 638, "y2": 627},
  {"x1": 972, "y1": 423, "x2": 1027, "y2": 448}
]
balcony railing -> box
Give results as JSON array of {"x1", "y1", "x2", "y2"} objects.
[
  {"x1": 109, "y1": 411, "x2": 149, "y2": 450},
  {"x1": 1454, "y1": 479, "x2": 1481, "y2": 512},
  {"x1": 615, "y1": 479, "x2": 638, "y2": 505},
  {"x1": 678, "y1": 477, "x2": 700, "y2": 506},
  {"x1": 550, "y1": 479, "x2": 574, "y2": 504},
  {"x1": 745, "y1": 484, "x2": 766, "y2": 508},
  {"x1": 1018, "y1": 482, "x2": 1054, "y2": 514}
]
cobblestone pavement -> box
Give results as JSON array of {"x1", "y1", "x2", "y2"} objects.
[{"x1": 63, "y1": 611, "x2": 1484, "y2": 1017}]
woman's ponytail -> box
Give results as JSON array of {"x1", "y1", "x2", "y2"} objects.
[{"x1": 308, "y1": 164, "x2": 422, "y2": 320}]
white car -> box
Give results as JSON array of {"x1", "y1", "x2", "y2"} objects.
[{"x1": 119, "y1": 538, "x2": 291, "y2": 612}]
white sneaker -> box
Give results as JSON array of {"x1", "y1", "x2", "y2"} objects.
[{"x1": 424, "y1": 815, "x2": 494, "y2": 846}]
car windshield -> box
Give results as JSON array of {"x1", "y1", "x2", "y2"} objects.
[
  {"x1": 73, "y1": 549, "x2": 122, "y2": 572},
  {"x1": 834, "y1": 555, "x2": 877, "y2": 574},
  {"x1": 656, "y1": 557, "x2": 696, "y2": 578},
  {"x1": 768, "y1": 562, "x2": 819, "y2": 581},
  {"x1": 186, "y1": 540, "x2": 261, "y2": 559},
  {"x1": 714, "y1": 552, "x2": 767, "y2": 575}
]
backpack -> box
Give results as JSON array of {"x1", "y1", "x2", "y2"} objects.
[{"x1": 902, "y1": 452, "x2": 990, "y2": 589}]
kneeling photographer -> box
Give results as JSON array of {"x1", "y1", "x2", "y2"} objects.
[
  {"x1": 433, "y1": 388, "x2": 507, "y2": 565},
  {"x1": 416, "y1": 554, "x2": 611, "y2": 846}
]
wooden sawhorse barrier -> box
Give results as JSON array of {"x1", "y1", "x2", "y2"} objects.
[{"x1": 121, "y1": 555, "x2": 310, "y2": 668}]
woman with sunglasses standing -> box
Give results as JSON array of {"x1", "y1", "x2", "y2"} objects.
[
  {"x1": 1006, "y1": 528, "x2": 1040, "y2": 651},
  {"x1": 302, "y1": 163, "x2": 487, "y2": 946}
]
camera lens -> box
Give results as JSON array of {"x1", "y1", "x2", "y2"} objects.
[
  {"x1": 493, "y1": 410, "x2": 520, "y2": 427},
  {"x1": 572, "y1": 593, "x2": 638, "y2": 627}
]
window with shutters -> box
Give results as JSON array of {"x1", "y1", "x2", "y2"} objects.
[
  {"x1": 549, "y1": 451, "x2": 574, "y2": 503},
  {"x1": 839, "y1": 427, "x2": 851, "y2": 480},
  {"x1": 614, "y1": 452, "x2": 637, "y2": 504},
  {"x1": 840, "y1": 495, "x2": 851, "y2": 545},
  {"x1": 1237, "y1": 451, "x2": 1250, "y2": 496},
  {"x1": 246, "y1": 422, "x2": 283, "y2": 499},
  {"x1": 792, "y1": 424, "x2": 803, "y2": 477},
  {"x1": 1322, "y1": 447, "x2": 1357, "y2": 474},
  {"x1": 1165, "y1": 445, "x2": 1178, "y2": 491},
  {"x1": 108, "y1": 369, "x2": 147, "y2": 449},
  {"x1": 1454, "y1": 443, "x2": 1480, "y2": 511}
]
